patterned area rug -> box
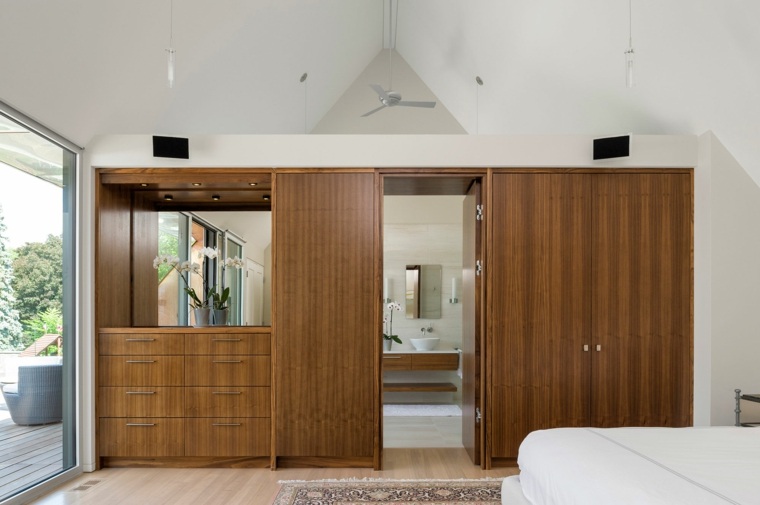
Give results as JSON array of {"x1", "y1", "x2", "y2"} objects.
[{"x1": 272, "y1": 479, "x2": 502, "y2": 504}]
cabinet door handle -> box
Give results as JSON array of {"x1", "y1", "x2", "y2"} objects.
[
  {"x1": 212, "y1": 423, "x2": 241, "y2": 427},
  {"x1": 583, "y1": 345, "x2": 589, "y2": 352},
  {"x1": 212, "y1": 391, "x2": 242, "y2": 395},
  {"x1": 596, "y1": 345, "x2": 602, "y2": 352},
  {"x1": 126, "y1": 391, "x2": 156, "y2": 395},
  {"x1": 212, "y1": 338, "x2": 241, "y2": 342},
  {"x1": 212, "y1": 360, "x2": 243, "y2": 363},
  {"x1": 125, "y1": 338, "x2": 156, "y2": 342},
  {"x1": 126, "y1": 423, "x2": 156, "y2": 427},
  {"x1": 383, "y1": 356, "x2": 402, "y2": 360},
  {"x1": 126, "y1": 360, "x2": 156, "y2": 363}
]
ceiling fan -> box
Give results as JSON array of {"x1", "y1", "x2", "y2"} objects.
[{"x1": 361, "y1": 0, "x2": 436, "y2": 117}]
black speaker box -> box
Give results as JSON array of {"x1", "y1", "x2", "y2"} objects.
[
  {"x1": 593, "y1": 135, "x2": 630, "y2": 160},
  {"x1": 153, "y1": 136, "x2": 189, "y2": 159}
]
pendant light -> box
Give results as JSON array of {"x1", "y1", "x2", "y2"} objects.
[
  {"x1": 624, "y1": 0, "x2": 634, "y2": 88},
  {"x1": 166, "y1": 0, "x2": 176, "y2": 88}
]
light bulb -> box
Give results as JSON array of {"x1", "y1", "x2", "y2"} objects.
[{"x1": 167, "y1": 48, "x2": 176, "y2": 88}]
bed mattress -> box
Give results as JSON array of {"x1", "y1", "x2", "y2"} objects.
[{"x1": 511, "y1": 426, "x2": 758, "y2": 505}]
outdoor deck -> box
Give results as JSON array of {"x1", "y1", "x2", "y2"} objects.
[{"x1": 0, "y1": 417, "x2": 62, "y2": 499}]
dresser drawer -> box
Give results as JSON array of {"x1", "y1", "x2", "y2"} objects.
[
  {"x1": 99, "y1": 333, "x2": 184, "y2": 355},
  {"x1": 382, "y1": 354, "x2": 412, "y2": 370},
  {"x1": 99, "y1": 356, "x2": 184, "y2": 386},
  {"x1": 99, "y1": 418, "x2": 184, "y2": 457},
  {"x1": 185, "y1": 387, "x2": 270, "y2": 417},
  {"x1": 185, "y1": 356, "x2": 270, "y2": 386},
  {"x1": 184, "y1": 418, "x2": 270, "y2": 457},
  {"x1": 185, "y1": 333, "x2": 270, "y2": 355},
  {"x1": 98, "y1": 387, "x2": 184, "y2": 417}
]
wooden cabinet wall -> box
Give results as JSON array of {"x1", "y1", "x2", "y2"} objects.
[
  {"x1": 274, "y1": 171, "x2": 376, "y2": 467},
  {"x1": 97, "y1": 328, "x2": 271, "y2": 467},
  {"x1": 488, "y1": 171, "x2": 693, "y2": 465}
]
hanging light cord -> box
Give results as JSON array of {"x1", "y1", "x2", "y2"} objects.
[
  {"x1": 166, "y1": 0, "x2": 176, "y2": 88},
  {"x1": 628, "y1": 0, "x2": 633, "y2": 50},
  {"x1": 169, "y1": 0, "x2": 174, "y2": 48}
]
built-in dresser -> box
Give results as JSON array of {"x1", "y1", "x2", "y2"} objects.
[{"x1": 97, "y1": 327, "x2": 271, "y2": 468}]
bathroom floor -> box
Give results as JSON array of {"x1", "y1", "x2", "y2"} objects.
[{"x1": 383, "y1": 404, "x2": 463, "y2": 448}]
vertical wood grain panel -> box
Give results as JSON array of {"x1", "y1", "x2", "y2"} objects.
[
  {"x1": 96, "y1": 182, "x2": 133, "y2": 327},
  {"x1": 490, "y1": 174, "x2": 591, "y2": 459},
  {"x1": 462, "y1": 180, "x2": 481, "y2": 465},
  {"x1": 275, "y1": 172, "x2": 375, "y2": 458},
  {"x1": 591, "y1": 174, "x2": 692, "y2": 427},
  {"x1": 132, "y1": 193, "x2": 158, "y2": 326}
]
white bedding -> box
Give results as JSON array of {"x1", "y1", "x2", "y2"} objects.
[{"x1": 511, "y1": 427, "x2": 759, "y2": 505}]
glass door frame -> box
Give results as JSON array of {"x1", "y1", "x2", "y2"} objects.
[{"x1": 0, "y1": 100, "x2": 83, "y2": 505}]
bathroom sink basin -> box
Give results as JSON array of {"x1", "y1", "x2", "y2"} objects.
[{"x1": 410, "y1": 337, "x2": 439, "y2": 351}]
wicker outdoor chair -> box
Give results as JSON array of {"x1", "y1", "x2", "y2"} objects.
[{"x1": 1, "y1": 364, "x2": 63, "y2": 425}]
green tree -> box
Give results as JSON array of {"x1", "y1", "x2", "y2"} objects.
[
  {"x1": 0, "y1": 205, "x2": 23, "y2": 350},
  {"x1": 11, "y1": 234, "x2": 63, "y2": 330},
  {"x1": 22, "y1": 306, "x2": 63, "y2": 352}
]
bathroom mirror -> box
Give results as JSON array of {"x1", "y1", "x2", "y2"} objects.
[{"x1": 405, "y1": 264, "x2": 442, "y2": 319}]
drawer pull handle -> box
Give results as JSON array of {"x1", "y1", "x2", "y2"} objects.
[
  {"x1": 125, "y1": 338, "x2": 156, "y2": 342},
  {"x1": 126, "y1": 391, "x2": 156, "y2": 395},
  {"x1": 212, "y1": 338, "x2": 242, "y2": 342},
  {"x1": 212, "y1": 423, "x2": 241, "y2": 427},
  {"x1": 212, "y1": 391, "x2": 241, "y2": 395},
  {"x1": 126, "y1": 360, "x2": 156, "y2": 363},
  {"x1": 213, "y1": 360, "x2": 243, "y2": 363},
  {"x1": 383, "y1": 356, "x2": 402, "y2": 360},
  {"x1": 126, "y1": 423, "x2": 156, "y2": 427}
]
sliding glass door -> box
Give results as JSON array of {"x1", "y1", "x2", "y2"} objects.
[{"x1": 0, "y1": 105, "x2": 79, "y2": 503}]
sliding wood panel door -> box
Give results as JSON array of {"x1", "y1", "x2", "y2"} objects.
[
  {"x1": 490, "y1": 173, "x2": 592, "y2": 462},
  {"x1": 274, "y1": 171, "x2": 376, "y2": 465},
  {"x1": 591, "y1": 173, "x2": 692, "y2": 427}
]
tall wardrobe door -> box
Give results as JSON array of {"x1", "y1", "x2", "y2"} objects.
[
  {"x1": 591, "y1": 173, "x2": 692, "y2": 427},
  {"x1": 275, "y1": 172, "x2": 375, "y2": 460},
  {"x1": 490, "y1": 174, "x2": 592, "y2": 461}
]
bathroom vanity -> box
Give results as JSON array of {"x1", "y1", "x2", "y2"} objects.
[{"x1": 382, "y1": 350, "x2": 459, "y2": 393}]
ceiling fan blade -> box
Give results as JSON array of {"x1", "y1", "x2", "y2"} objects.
[
  {"x1": 397, "y1": 100, "x2": 436, "y2": 108},
  {"x1": 361, "y1": 105, "x2": 386, "y2": 117},
  {"x1": 369, "y1": 83, "x2": 390, "y2": 101}
]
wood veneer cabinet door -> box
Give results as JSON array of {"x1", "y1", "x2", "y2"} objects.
[
  {"x1": 591, "y1": 174, "x2": 692, "y2": 427},
  {"x1": 490, "y1": 173, "x2": 592, "y2": 460},
  {"x1": 275, "y1": 172, "x2": 375, "y2": 460}
]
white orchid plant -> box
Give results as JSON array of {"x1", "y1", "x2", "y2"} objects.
[
  {"x1": 383, "y1": 301, "x2": 403, "y2": 344},
  {"x1": 153, "y1": 247, "x2": 244, "y2": 310}
]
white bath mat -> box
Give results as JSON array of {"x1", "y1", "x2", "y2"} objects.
[{"x1": 383, "y1": 404, "x2": 462, "y2": 417}]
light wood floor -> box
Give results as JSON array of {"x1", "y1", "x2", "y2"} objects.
[{"x1": 31, "y1": 449, "x2": 518, "y2": 505}]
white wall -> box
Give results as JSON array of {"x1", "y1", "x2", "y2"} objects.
[{"x1": 706, "y1": 132, "x2": 760, "y2": 425}]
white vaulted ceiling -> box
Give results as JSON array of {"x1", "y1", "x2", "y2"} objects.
[{"x1": 2, "y1": 1, "x2": 760, "y2": 182}]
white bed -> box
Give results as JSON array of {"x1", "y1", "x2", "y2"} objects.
[{"x1": 503, "y1": 427, "x2": 759, "y2": 505}]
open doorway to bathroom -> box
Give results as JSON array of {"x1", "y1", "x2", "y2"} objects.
[{"x1": 380, "y1": 174, "x2": 483, "y2": 465}]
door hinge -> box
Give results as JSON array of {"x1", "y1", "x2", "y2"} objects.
[
  {"x1": 476, "y1": 260, "x2": 483, "y2": 276},
  {"x1": 476, "y1": 407, "x2": 482, "y2": 423},
  {"x1": 476, "y1": 204, "x2": 484, "y2": 221}
]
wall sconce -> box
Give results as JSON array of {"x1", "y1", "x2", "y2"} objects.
[
  {"x1": 450, "y1": 277, "x2": 458, "y2": 304},
  {"x1": 383, "y1": 277, "x2": 392, "y2": 303}
]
